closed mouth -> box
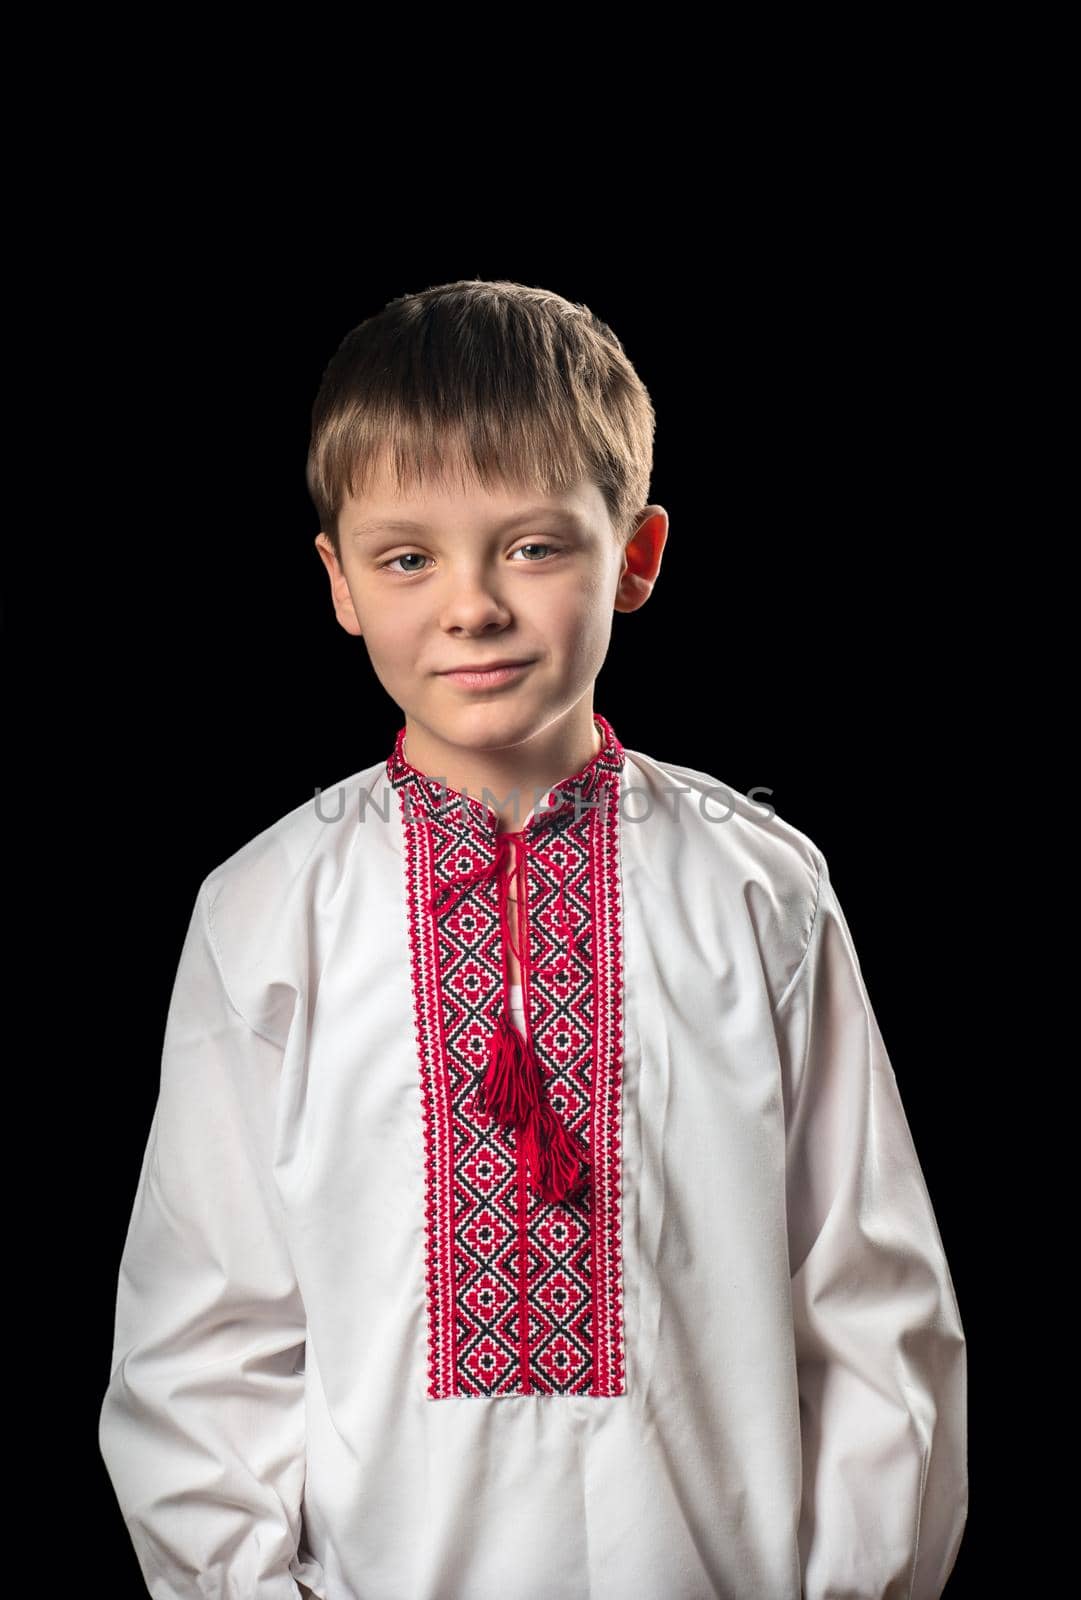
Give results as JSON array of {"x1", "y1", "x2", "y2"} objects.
[{"x1": 439, "y1": 661, "x2": 534, "y2": 674}]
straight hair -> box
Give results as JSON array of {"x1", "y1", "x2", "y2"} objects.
[{"x1": 306, "y1": 279, "x2": 656, "y2": 565}]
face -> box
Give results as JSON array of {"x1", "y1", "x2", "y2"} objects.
[{"x1": 314, "y1": 461, "x2": 667, "y2": 763}]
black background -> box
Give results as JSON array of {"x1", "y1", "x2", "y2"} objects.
[{"x1": 35, "y1": 207, "x2": 996, "y2": 1595}]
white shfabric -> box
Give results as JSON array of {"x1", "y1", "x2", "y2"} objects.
[
  {"x1": 507, "y1": 981, "x2": 526, "y2": 1031},
  {"x1": 98, "y1": 737, "x2": 967, "y2": 1599}
]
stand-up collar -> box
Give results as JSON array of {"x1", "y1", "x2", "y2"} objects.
[{"x1": 385, "y1": 711, "x2": 625, "y2": 836}]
